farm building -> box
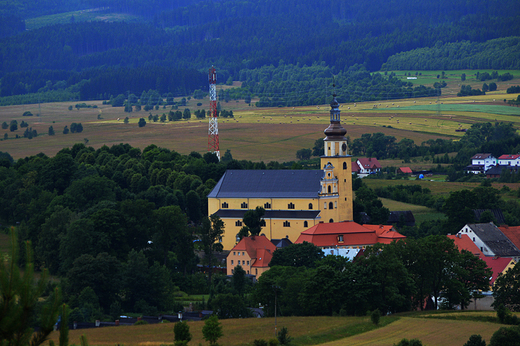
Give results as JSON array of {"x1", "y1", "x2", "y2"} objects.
[
  {"x1": 208, "y1": 93, "x2": 354, "y2": 250},
  {"x1": 397, "y1": 167, "x2": 412, "y2": 174}
]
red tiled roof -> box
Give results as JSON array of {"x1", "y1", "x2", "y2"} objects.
[
  {"x1": 498, "y1": 154, "x2": 520, "y2": 160},
  {"x1": 357, "y1": 157, "x2": 381, "y2": 169},
  {"x1": 351, "y1": 161, "x2": 360, "y2": 173},
  {"x1": 295, "y1": 221, "x2": 405, "y2": 247},
  {"x1": 448, "y1": 234, "x2": 484, "y2": 256},
  {"x1": 479, "y1": 256, "x2": 515, "y2": 285},
  {"x1": 499, "y1": 226, "x2": 520, "y2": 250},
  {"x1": 398, "y1": 167, "x2": 412, "y2": 174},
  {"x1": 231, "y1": 235, "x2": 277, "y2": 268}
]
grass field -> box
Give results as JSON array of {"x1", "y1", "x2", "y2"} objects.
[{"x1": 44, "y1": 313, "x2": 510, "y2": 346}]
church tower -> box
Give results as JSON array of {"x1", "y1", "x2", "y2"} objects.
[{"x1": 319, "y1": 90, "x2": 354, "y2": 222}]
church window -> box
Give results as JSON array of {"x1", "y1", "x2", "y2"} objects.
[
  {"x1": 222, "y1": 202, "x2": 228, "y2": 208},
  {"x1": 343, "y1": 162, "x2": 347, "y2": 169},
  {"x1": 308, "y1": 203, "x2": 313, "y2": 209},
  {"x1": 328, "y1": 202, "x2": 333, "y2": 209},
  {"x1": 241, "y1": 202, "x2": 248, "y2": 208},
  {"x1": 329, "y1": 219, "x2": 334, "y2": 223},
  {"x1": 328, "y1": 186, "x2": 331, "y2": 193},
  {"x1": 304, "y1": 221, "x2": 308, "y2": 227},
  {"x1": 264, "y1": 202, "x2": 271, "y2": 208},
  {"x1": 288, "y1": 202, "x2": 295, "y2": 209},
  {"x1": 235, "y1": 220, "x2": 243, "y2": 227},
  {"x1": 335, "y1": 201, "x2": 337, "y2": 208},
  {"x1": 283, "y1": 221, "x2": 291, "y2": 227},
  {"x1": 324, "y1": 202, "x2": 327, "y2": 209}
]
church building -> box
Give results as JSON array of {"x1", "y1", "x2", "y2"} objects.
[{"x1": 208, "y1": 92, "x2": 354, "y2": 250}]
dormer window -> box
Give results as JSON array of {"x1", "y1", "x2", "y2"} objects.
[{"x1": 338, "y1": 235, "x2": 344, "y2": 242}]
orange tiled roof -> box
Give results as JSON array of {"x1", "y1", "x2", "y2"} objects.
[
  {"x1": 231, "y1": 235, "x2": 277, "y2": 268},
  {"x1": 295, "y1": 221, "x2": 405, "y2": 247},
  {"x1": 399, "y1": 167, "x2": 412, "y2": 174},
  {"x1": 499, "y1": 226, "x2": 520, "y2": 250},
  {"x1": 448, "y1": 234, "x2": 484, "y2": 256},
  {"x1": 498, "y1": 154, "x2": 520, "y2": 160}
]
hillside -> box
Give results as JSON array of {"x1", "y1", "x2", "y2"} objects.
[{"x1": 0, "y1": 0, "x2": 519, "y2": 106}]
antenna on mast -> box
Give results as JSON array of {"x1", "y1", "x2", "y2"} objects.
[{"x1": 208, "y1": 66, "x2": 220, "y2": 161}]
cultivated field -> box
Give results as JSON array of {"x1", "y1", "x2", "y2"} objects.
[
  {"x1": 0, "y1": 72, "x2": 519, "y2": 162},
  {"x1": 43, "y1": 314, "x2": 509, "y2": 346}
]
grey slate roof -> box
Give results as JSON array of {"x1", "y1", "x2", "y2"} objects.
[
  {"x1": 467, "y1": 222, "x2": 520, "y2": 257},
  {"x1": 214, "y1": 209, "x2": 321, "y2": 220},
  {"x1": 207, "y1": 170, "x2": 323, "y2": 199}
]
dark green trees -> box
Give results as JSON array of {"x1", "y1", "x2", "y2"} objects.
[
  {"x1": 492, "y1": 262, "x2": 520, "y2": 312},
  {"x1": 0, "y1": 231, "x2": 61, "y2": 346}
]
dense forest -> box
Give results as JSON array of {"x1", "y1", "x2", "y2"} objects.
[{"x1": 0, "y1": 0, "x2": 519, "y2": 105}]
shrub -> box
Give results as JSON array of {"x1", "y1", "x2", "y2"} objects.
[
  {"x1": 174, "y1": 321, "x2": 192, "y2": 346},
  {"x1": 463, "y1": 334, "x2": 486, "y2": 346},
  {"x1": 253, "y1": 340, "x2": 268, "y2": 346},
  {"x1": 277, "y1": 327, "x2": 292, "y2": 345},
  {"x1": 371, "y1": 309, "x2": 381, "y2": 325},
  {"x1": 134, "y1": 320, "x2": 149, "y2": 325}
]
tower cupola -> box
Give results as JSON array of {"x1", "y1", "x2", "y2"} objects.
[{"x1": 324, "y1": 92, "x2": 347, "y2": 141}]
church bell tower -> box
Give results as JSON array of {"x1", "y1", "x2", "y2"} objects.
[{"x1": 320, "y1": 90, "x2": 354, "y2": 222}]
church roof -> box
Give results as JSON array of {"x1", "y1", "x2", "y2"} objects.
[{"x1": 207, "y1": 170, "x2": 323, "y2": 198}]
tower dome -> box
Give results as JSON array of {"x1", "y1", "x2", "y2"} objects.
[{"x1": 324, "y1": 93, "x2": 347, "y2": 141}]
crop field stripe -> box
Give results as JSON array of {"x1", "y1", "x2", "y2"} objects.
[{"x1": 320, "y1": 317, "x2": 502, "y2": 346}]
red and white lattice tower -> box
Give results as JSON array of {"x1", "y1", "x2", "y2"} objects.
[{"x1": 208, "y1": 66, "x2": 220, "y2": 160}]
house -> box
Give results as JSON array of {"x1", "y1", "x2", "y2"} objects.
[
  {"x1": 208, "y1": 93, "x2": 354, "y2": 250},
  {"x1": 479, "y1": 256, "x2": 516, "y2": 289},
  {"x1": 356, "y1": 158, "x2": 381, "y2": 176},
  {"x1": 457, "y1": 223, "x2": 520, "y2": 261},
  {"x1": 387, "y1": 210, "x2": 416, "y2": 227},
  {"x1": 468, "y1": 153, "x2": 497, "y2": 173},
  {"x1": 397, "y1": 167, "x2": 412, "y2": 175},
  {"x1": 498, "y1": 154, "x2": 520, "y2": 166},
  {"x1": 447, "y1": 234, "x2": 484, "y2": 257},
  {"x1": 486, "y1": 165, "x2": 520, "y2": 179},
  {"x1": 226, "y1": 235, "x2": 277, "y2": 279},
  {"x1": 295, "y1": 221, "x2": 405, "y2": 260}
]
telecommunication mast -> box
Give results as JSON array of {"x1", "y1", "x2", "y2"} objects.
[{"x1": 208, "y1": 66, "x2": 220, "y2": 160}]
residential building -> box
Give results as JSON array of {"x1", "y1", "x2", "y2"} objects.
[
  {"x1": 498, "y1": 154, "x2": 520, "y2": 166},
  {"x1": 457, "y1": 223, "x2": 520, "y2": 261},
  {"x1": 397, "y1": 167, "x2": 412, "y2": 175},
  {"x1": 295, "y1": 221, "x2": 405, "y2": 260},
  {"x1": 355, "y1": 157, "x2": 381, "y2": 176},
  {"x1": 208, "y1": 93, "x2": 354, "y2": 250},
  {"x1": 479, "y1": 256, "x2": 516, "y2": 290},
  {"x1": 226, "y1": 235, "x2": 277, "y2": 278},
  {"x1": 486, "y1": 165, "x2": 520, "y2": 179}
]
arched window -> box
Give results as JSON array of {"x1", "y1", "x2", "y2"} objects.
[
  {"x1": 328, "y1": 202, "x2": 333, "y2": 209},
  {"x1": 264, "y1": 202, "x2": 271, "y2": 209},
  {"x1": 329, "y1": 218, "x2": 334, "y2": 223},
  {"x1": 241, "y1": 202, "x2": 248, "y2": 208},
  {"x1": 288, "y1": 202, "x2": 295, "y2": 209},
  {"x1": 283, "y1": 221, "x2": 291, "y2": 227},
  {"x1": 343, "y1": 162, "x2": 347, "y2": 169},
  {"x1": 308, "y1": 203, "x2": 313, "y2": 209},
  {"x1": 303, "y1": 221, "x2": 308, "y2": 227},
  {"x1": 235, "y1": 220, "x2": 243, "y2": 227},
  {"x1": 328, "y1": 186, "x2": 331, "y2": 193},
  {"x1": 222, "y1": 202, "x2": 229, "y2": 208}
]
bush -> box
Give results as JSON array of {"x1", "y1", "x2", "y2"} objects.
[
  {"x1": 253, "y1": 340, "x2": 268, "y2": 346},
  {"x1": 489, "y1": 326, "x2": 520, "y2": 346},
  {"x1": 394, "y1": 339, "x2": 423, "y2": 346},
  {"x1": 277, "y1": 327, "x2": 292, "y2": 345},
  {"x1": 174, "y1": 321, "x2": 192, "y2": 346},
  {"x1": 370, "y1": 309, "x2": 381, "y2": 325},
  {"x1": 134, "y1": 320, "x2": 149, "y2": 325},
  {"x1": 463, "y1": 334, "x2": 486, "y2": 346}
]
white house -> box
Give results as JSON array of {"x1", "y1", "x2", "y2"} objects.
[
  {"x1": 471, "y1": 153, "x2": 497, "y2": 170},
  {"x1": 498, "y1": 154, "x2": 520, "y2": 166},
  {"x1": 457, "y1": 223, "x2": 520, "y2": 261}
]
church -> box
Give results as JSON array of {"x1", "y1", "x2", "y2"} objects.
[{"x1": 207, "y1": 93, "x2": 354, "y2": 250}]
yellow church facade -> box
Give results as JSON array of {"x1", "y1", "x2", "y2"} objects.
[{"x1": 207, "y1": 93, "x2": 354, "y2": 250}]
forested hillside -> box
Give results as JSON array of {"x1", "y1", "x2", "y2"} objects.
[{"x1": 0, "y1": 0, "x2": 519, "y2": 106}]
